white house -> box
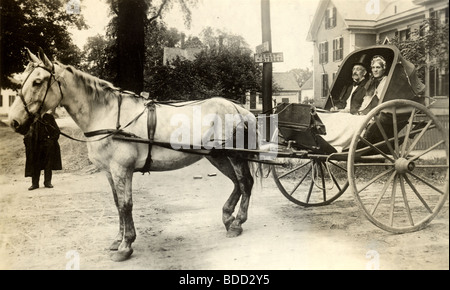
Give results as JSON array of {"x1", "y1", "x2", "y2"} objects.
[{"x1": 0, "y1": 88, "x2": 17, "y2": 115}]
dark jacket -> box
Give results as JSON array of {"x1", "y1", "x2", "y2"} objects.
[
  {"x1": 334, "y1": 78, "x2": 368, "y2": 114},
  {"x1": 24, "y1": 114, "x2": 62, "y2": 177}
]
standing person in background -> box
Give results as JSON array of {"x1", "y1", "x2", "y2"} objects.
[{"x1": 24, "y1": 112, "x2": 62, "y2": 190}]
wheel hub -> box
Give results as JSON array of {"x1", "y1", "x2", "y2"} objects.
[{"x1": 395, "y1": 158, "x2": 415, "y2": 173}]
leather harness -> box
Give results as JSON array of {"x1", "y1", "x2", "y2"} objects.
[{"x1": 83, "y1": 95, "x2": 157, "y2": 173}]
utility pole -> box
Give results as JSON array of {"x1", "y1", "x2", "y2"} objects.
[{"x1": 261, "y1": 0, "x2": 272, "y2": 141}]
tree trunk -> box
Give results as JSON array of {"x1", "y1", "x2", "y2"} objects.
[{"x1": 117, "y1": 0, "x2": 148, "y2": 93}]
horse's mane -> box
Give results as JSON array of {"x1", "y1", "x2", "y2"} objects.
[{"x1": 57, "y1": 61, "x2": 120, "y2": 104}]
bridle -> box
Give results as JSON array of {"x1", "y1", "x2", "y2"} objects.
[{"x1": 19, "y1": 62, "x2": 64, "y2": 120}]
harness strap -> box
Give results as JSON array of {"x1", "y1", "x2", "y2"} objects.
[{"x1": 138, "y1": 102, "x2": 157, "y2": 173}]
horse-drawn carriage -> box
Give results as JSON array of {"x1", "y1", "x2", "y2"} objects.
[
  {"x1": 271, "y1": 45, "x2": 449, "y2": 233},
  {"x1": 9, "y1": 45, "x2": 448, "y2": 261}
]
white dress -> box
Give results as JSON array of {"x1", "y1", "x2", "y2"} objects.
[
  {"x1": 317, "y1": 112, "x2": 368, "y2": 152},
  {"x1": 317, "y1": 76, "x2": 387, "y2": 152}
]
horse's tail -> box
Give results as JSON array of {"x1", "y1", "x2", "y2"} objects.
[{"x1": 230, "y1": 100, "x2": 275, "y2": 189}]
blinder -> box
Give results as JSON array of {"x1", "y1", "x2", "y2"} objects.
[{"x1": 19, "y1": 62, "x2": 64, "y2": 121}]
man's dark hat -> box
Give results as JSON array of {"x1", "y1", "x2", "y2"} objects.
[{"x1": 352, "y1": 54, "x2": 369, "y2": 72}]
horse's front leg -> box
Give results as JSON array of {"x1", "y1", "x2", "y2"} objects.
[
  {"x1": 109, "y1": 166, "x2": 136, "y2": 262},
  {"x1": 105, "y1": 172, "x2": 123, "y2": 251}
]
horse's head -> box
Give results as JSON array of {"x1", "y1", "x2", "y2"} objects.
[{"x1": 8, "y1": 49, "x2": 63, "y2": 135}]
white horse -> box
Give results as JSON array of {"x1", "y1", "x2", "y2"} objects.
[{"x1": 8, "y1": 49, "x2": 260, "y2": 262}]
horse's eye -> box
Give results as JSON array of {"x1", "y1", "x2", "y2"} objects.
[{"x1": 33, "y1": 79, "x2": 42, "y2": 86}]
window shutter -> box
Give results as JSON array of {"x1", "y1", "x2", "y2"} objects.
[{"x1": 332, "y1": 7, "x2": 337, "y2": 27}]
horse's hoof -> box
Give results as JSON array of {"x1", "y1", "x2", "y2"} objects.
[
  {"x1": 223, "y1": 216, "x2": 235, "y2": 231},
  {"x1": 110, "y1": 248, "x2": 133, "y2": 262},
  {"x1": 226, "y1": 226, "x2": 243, "y2": 238},
  {"x1": 109, "y1": 240, "x2": 121, "y2": 251}
]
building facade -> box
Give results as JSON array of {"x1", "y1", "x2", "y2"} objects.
[
  {"x1": 0, "y1": 89, "x2": 17, "y2": 115},
  {"x1": 307, "y1": 0, "x2": 449, "y2": 108}
]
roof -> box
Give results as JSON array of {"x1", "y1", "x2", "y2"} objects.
[
  {"x1": 163, "y1": 47, "x2": 202, "y2": 65},
  {"x1": 307, "y1": 0, "x2": 425, "y2": 41},
  {"x1": 301, "y1": 76, "x2": 314, "y2": 90},
  {"x1": 273, "y1": 72, "x2": 301, "y2": 91}
]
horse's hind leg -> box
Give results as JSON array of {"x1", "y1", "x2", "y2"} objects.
[
  {"x1": 226, "y1": 157, "x2": 254, "y2": 237},
  {"x1": 207, "y1": 156, "x2": 254, "y2": 237}
]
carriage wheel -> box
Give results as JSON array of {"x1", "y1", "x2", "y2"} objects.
[
  {"x1": 348, "y1": 100, "x2": 449, "y2": 233},
  {"x1": 271, "y1": 156, "x2": 348, "y2": 207}
]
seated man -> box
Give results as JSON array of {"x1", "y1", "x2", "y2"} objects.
[
  {"x1": 317, "y1": 55, "x2": 390, "y2": 152},
  {"x1": 331, "y1": 62, "x2": 368, "y2": 114}
]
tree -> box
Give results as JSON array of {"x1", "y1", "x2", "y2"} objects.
[
  {"x1": 146, "y1": 28, "x2": 262, "y2": 100},
  {"x1": 0, "y1": 0, "x2": 86, "y2": 88},
  {"x1": 290, "y1": 68, "x2": 313, "y2": 89},
  {"x1": 383, "y1": 17, "x2": 449, "y2": 85},
  {"x1": 80, "y1": 35, "x2": 116, "y2": 82},
  {"x1": 106, "y1": 0, "x2": 198, "y2": 93}
]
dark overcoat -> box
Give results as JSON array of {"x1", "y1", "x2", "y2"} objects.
[
  {"x1": 334, "y1": 78, "x2": 368, "y2": 114},
  {"x1": 24, "y1": 114, "x2": 62, "y2": 177}
]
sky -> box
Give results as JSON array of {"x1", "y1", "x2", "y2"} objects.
[{"x1": 70, "y1": 0, "x2": 320, "y2": 71}]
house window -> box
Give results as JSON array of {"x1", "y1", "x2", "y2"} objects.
[
  {"x1": 395, "y1": 28, "x2": 411, "y2": 41},
  {"x1": 429, "y1": 66, "x2": 449, "y2": 97},
  {"x1": 333, "y1": 37, "x2": 343, "y2": 61},
  {"x1": 319, "y1": 41, "x2": 328, "y2": 64},
  {"x1": 321, "y1": 74, "x2": 329, "y2": 98},
  {"x1": 430, "y1": 7, "x2": 449, "y2": 25},
  {"x1": 0, "y1": 95, "x2": 3, "y2": 107},
  {"x1": 282, "y1": 98, "x2": 289, "y2": 103},
  {"x1": 325, "y1": 7, "x2": 337, "y2": 29}
]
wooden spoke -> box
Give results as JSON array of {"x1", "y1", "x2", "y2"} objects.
[
  {"x1": 359, "y1": 136, "x2": 395, "y2": 162},
  {"x1": 389, "y1": 175, "x2": 398, "y2": 226},
  {"x1": 406, "y1": 171, "x2": 445, "y2": 195},
  {"x1": 318, "y1": 162, "x2": 326, "y2": 201},
  {"x1": 403, "y1": 174, "x2": 433, "y2": 214},
  {"x1": 392, "y1": 108, "x2": 400, "y2": 157},
  {"x1": 400, "y1": 108, "x2": 416, "y2": 157},
  {"x1": 356, "y1": 168, "x2": 394, "y2": 194},
  {"x1": 278, "y1": 161, "x2": 311, "y2": 179},
  {"x1": 414, "y1": 164, "x2": 449, "y2": 169},
  {"x1": 354, "y1": 163, "x2": 395, "y2": 167},
  {"x1": 370, "y1": 171, "x2": 397, "y2": 215},
  {"x1": 399, "y1": 175, "x2": 414, "y2": 226},
  {"x1": 289, "y1": 166, "x2": 312, "y2": 196},
  {"x1": 409, "y1": 140, "x2": 445, "y2": 162},
  {"x1": 405, "y1": 119, "x2": 433, "y2": 156},
  {"x1": 375, "y1": 115, "x2": 398, "y2": 158},
  {"x1": 305, "y1": 176, "x2": 315, "y2": 204}
]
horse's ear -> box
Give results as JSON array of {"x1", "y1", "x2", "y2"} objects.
[
  {"x1": 26, "y1": 47, "x2": 40, "y2": 63},
  {"x1": 38, "y1": 47, "x2": 53, "y2": 69}
]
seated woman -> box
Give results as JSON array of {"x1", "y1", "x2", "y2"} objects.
[
  {"x1": 358, "y1": 55, "x2": 388, "y2": 115},
  {"x1": 317, "y1": 55, "x2": 389, "y2": 152}
]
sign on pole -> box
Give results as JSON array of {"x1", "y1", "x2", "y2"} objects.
[
  {"x1": 254, "y1": 52, "x2": 284, "y2": 63},
  {"x1": 256, "y1": 41, "x2": 270, "y2": 54}
]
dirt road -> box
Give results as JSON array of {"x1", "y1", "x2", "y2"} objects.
[{"x1": 0, "y1": 117, "x2": 448, "y2": 270}]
